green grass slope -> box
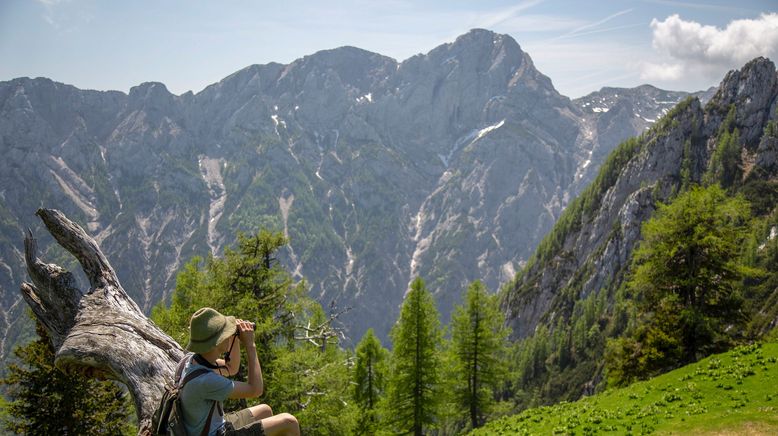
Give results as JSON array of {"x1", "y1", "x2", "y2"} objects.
[{"x1": 473, "y1": 342, "x2": 778, "y2": 435}]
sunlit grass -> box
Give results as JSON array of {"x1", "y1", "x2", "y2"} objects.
[{"x1": 473, "y1": 342, "x2": 778, "y2": 435}]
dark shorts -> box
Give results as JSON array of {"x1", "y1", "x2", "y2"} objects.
[{"x1": 223, "y1": 408, "x2": 265, "y2": 436}]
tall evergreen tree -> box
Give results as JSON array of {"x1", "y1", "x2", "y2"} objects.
[
  {"x1": 449, "y1": 281, "x2": 510, "y2": 430},
  {"x1": 606, "y1": 185, "x2": 753, "y2": 385},
  {"x1": 152, "y1": 230, "x2": 302, "y2": 360},
  {"x1": 1, "y1": 318, "x2": 133, "y2": 435},
  {"x1": 386, "y1": 278, "x2": 443, "y2": 435},
  {"x1": 352, "y1": 328, "x2": 389, "y2": 435}
]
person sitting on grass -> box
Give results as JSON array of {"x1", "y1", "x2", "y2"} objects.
[{"x1": 181, "y1": 307, "x2": 300, "y2": 436}]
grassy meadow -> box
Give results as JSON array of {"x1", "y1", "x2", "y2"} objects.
[{"x1": 473, "y1": 342, "x2": 778, "y2": 435}]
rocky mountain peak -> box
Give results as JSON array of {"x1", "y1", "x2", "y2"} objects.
[
  {"x1": 278, "y1": 46, "x2": 396, "y2": 94},
  {"x1": 419, "y1": 29, "x2": 526, "y2": 79},
  {"x1": 206, "y1": 63, "x2": 285, "y2": 95},
  {"x1": 705, "y1": 57, "x2": 778, "y2": 146},
  {"x1": 125, "y1": 81, "x2": 181, "y2": 120},
  {"x1": 128, "y1": 81, "x2": 172, "y2": 100}
]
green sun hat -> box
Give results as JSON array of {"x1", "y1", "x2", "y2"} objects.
[{"x1": 186, "y1": 307, "x2": 237, "y2": 353}]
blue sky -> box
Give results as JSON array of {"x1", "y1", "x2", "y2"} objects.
[{"x1": 1, "y1": 0, "x2": 776, "y2": 98}]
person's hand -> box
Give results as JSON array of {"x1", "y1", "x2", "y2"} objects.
[{"x1": 236, "y1": 319, "x2": 255, "y2": 345}]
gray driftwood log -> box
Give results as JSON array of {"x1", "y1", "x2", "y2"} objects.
[{"x1": 21, "y1": 208, "x2": 184, "y2": 435}]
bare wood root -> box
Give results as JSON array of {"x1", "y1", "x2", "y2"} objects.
[{"x1": 20, "y1": 209, "x2": 185, "y2": 435}]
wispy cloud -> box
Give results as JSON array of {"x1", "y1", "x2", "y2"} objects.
[
  {"x1": 488, "y1": 14, "x2": 588, "y2": 34},
  {"x1": 557, "y1": 23, "x2": 644, "y2": 39},
  {"x1": 553, "y1": 8, "x2": 634, "y2": 40},
  {"x1": 35, "y1": 0, "x2": 74, "y2": 28},
  {"x1": 640, "y1": 13, "x2": 778, "y2": 82},
  {"x1": 641, "y1": 0, "x2": 757, "y2": 14},
  {"x1": 524, "y1": 39, "x2": 642, "y2": 96},
  {"x1": 474, "y1": 0, "x2": 546, "y2": 29}
]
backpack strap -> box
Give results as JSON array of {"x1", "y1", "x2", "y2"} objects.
[
  {"x1": 201, "y1": 401, "x2": 217, "y2": 436},
  {"x1": 174, "y1": 354, "x2": 192, "y2": 384},
  {"x1": 181, "y1": 368, "x2": 211, "y2": 387},
  {"x1": 176, "y1": 354, "x2": 221, "y2": 436},
  {"x1": 176, "y1": 354, "x2": 211, "y2": 388}
]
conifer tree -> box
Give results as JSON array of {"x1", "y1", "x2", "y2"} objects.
[
  {"x1": 386, "y1": 278, "x2": 443, "y2": 435},
  {"x1": 1, "y1": 318, "x2": 133, "y2": 434},
  {"x1": 606, "y1": 185, "x2": 753, "y2": 385},
  {"x1": 449, "y1": 280, "x2": 509, "y2": 430},
  {"x1": 352, "y1": 328, "x2": 389, "y2": 435}
]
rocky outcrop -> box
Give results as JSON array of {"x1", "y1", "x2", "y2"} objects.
[{"x1": 704, "y1": 57, "x2": 778, "y2": 147}]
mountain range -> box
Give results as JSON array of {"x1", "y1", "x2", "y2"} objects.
[{"x1": 0, "y1": 29, "x2": 710, "y2": 361}]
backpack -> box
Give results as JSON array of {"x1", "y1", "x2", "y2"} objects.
[{"x1": 151, "y1": 354, "x2": 218, "y2": 436}]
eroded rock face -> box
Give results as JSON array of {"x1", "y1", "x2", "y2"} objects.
[
  {"x1": 504, "y1": 58, "x2": 778, "y2": 342},
  {"x1": 705, "y1": 57, "x2": 778, "y2": 146},
  {"x1": 0, "y1": 30, "x2": 712, "y2": 359}
]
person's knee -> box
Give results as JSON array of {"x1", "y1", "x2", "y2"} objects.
[
  {"x1": 280, "y1": 413, "x2": 299, "y2": 429},
  {"x1": 250, "y1": 403, "x2": 272, "y2": 419}
]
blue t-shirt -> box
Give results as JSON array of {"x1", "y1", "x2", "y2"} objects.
[{"x1": 180, "y1": 357, "x2": 234, "y2": 436}]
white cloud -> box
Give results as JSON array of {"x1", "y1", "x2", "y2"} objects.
[
  {"x1": 639, "y1": 62, "x2": 683, "y2": 81},
  {"x1": 641, "y1": 13, "x2": 778, "y2": 82}
]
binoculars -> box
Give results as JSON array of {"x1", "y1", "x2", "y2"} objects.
[{"x1": 233, "y1": 322, "x2": 256, "y2": 335}]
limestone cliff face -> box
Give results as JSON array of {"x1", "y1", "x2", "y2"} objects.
[
  {"x1": 0, "y1": 30, "x2": 697, "y2": 359},
  {"x1": 504, "y1": 57, "x2": 778, "y2": 341}
]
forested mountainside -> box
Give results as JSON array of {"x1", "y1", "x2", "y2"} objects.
[
  {"x1": 502, "y1": 56, "x2": 778, "y2": 405},
  {"x1": 0, "y1": 29, "x2": 693, "y2": 362}
]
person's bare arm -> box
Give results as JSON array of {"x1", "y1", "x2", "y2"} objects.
[
  {"x1": 229, "y1": 320, "x2": 263, "y2": 399},
  {"x1": 214, "y1": 335, "x2": 241, "y2": 376}
]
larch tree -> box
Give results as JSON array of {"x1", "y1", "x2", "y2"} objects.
[
  {"x1": 352, "y1": 328, "x2": 389, "y2": 435},
  {"x1": 606, "y1": 185, "x2": 753, "y2": 385},
  {"x1": 386, "y1": 278, "x2": 443, "y2": 436},
  {"x1": 449, "y1": 280, "x2": 510, "y2": 430}
]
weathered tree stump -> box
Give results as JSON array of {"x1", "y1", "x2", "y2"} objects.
[{"x1": 21, "y1": 208, "x2": 184, "y2": 435}]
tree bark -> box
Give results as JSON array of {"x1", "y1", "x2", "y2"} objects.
[{"x1": 20, "y1": 208, "x2": 185, "y2": 435}]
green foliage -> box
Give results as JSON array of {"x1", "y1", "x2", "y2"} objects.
[
  {"x1": 152, "y1": 230, "x2": 302, "y2": 359},
  {"x1": 352, "y1": 328, "x2": 389, "y2": 435},
  {"x1": 474, "y1": 342, "x2": 778, "y2": 435},
  {"x1": 385, "y1": 278, "x2": 443, "y2": 435},
  {"x1": 679, "y1": 138, "x2": 693, "y2": 192},
  {"x1": 742, "y1": 208, "x2": 778, "y2": 337},
  {"x1": 152, "y1": 230, "x2": 353, "y2": 435},
  {"x1": 267, "y1": 318, "x2": 356, "y2": 435},
  {"x1": 447, "y1": 281, "x2": 510, "y2": 431},
  {"x1": 509, "y1": 289, "x2": 611, "y2": 411},
  {"x1": 607, "y1": 185, "x2": 754, "y2": 385},
  {"x1": 0, "y1": 318, "x2": 134, "y2": 435},
  {"x1": 651, "y1": 96, "x2": 696, "y2": 135},
  {"x1": 765, "y1": 119, "x2": 778, "y2": 138},
  {"x1": 706, "y1": 105, "x2": 742, "y2": 188}
]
